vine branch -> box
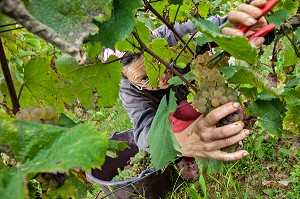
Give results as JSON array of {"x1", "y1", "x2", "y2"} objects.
[
  {"x1": 132, "y1": 31, "x2": 197, "y2": 92},
  {"x1": 143, "y1": 0, "x2": 194, "y2": 55},
  {"x1": 0, "y1": 37, "x2": 20, "y2": 114}
]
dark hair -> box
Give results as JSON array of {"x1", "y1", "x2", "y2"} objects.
[{"x1": 120, "y1": 51, "x2": 142, "y2": 67}]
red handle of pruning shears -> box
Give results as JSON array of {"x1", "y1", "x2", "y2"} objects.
[{"x1": 240, "y1": 0, "x2": 278, "y2": 39}]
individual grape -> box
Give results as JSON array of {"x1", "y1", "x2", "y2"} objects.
[
  {"x1": 198, "y1": 98, "x2": 207, "y2": 106},
  {"x1": 202, "y1": 90, "x2": 210, "y2": 98},
  {"x1": 227, "y1": 94, "x2": 238, "y2": 102},
  {"x1": 211, "y1": 98, "x2": 220, "y2": 107},
  {"x1": 213, "y1": 90, "x2": 222, "y2": 98},
  {"x1": 44, "y1": 106, "x2": 57, "y2": 120},
  {"x1": 29, "y1": 105, "x2": 46, "y2": 119},
  {"x1": 217, "y1": 87, "x2": 226, "y2": 94},
  {"x1": 15, "y1": 110, "x2": 32, "y2": 121},
  {"x1": 219, "y1": 96, "x2": 228, "y2": 104},
  {"x1": 198, "y1": 105, "x2": 207, "y2": 113}
]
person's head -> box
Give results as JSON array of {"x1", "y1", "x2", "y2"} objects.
[{"x1": 121, "y1": 52, "x2": 173, "y2": 90}]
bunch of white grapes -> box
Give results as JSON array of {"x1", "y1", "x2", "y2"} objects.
[
  {"x1": 112, "y1": 149, "x2": 152, "y2": 181},
  {"x1": 191, "y1": 52, "x2": 238, "y2": 114},
  {"x1": 15, "y1": 105, "x2": 58, "y2": 125},
  {"x1": 191, "y1": 52, "x2": 243, "y2": 152}
]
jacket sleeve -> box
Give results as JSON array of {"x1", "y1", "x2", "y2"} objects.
[
  {"x1": 151, "y1": 15, "x2": 228, "y2": 46},
  {"x1": 119, "y1": 78, "x2": 165, "y2": 150}
]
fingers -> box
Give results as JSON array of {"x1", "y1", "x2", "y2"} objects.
[
  {"x1": 228, "y1": 10, "x2": 258, "y2": 28},
  {"x1": 237, "y1": 4, "x2": 263, "y2": 18},
  {"x1": 203, "y1": 102, "x2": 240, "y2": 127},
  {"x1": 250, "y1": 0, "x2": 268, "y2": 7},
  {"x1": 209, "y1": 150, "x2": 249, "y2": 162},
  {"x1": 206, "y1": 129, "x2": 251, "y2": 150},
  {"x1": 221, "y1": 27, "x2": 244, "y2": 36},
  {"x1": 209, "y1": 121, "x2": 245, "y2": 140}
]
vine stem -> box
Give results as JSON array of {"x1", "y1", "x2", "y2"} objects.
[
  {"x1": 132, "y1": 31, "x2": 197, "y2": 92},
  {"x1": 0, "y1": 37, "x2": 20, "y2": 114},
  {"x1": 143, "y1": 0, "x2": 194, "y2": 55},
  {"x1": 280, "y1": 28, "x2": 300, "y2": 58}
]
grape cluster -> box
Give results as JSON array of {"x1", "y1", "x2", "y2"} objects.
[
  {"x1": 191, "y1": 52, "x2": 243, "y2": 152},
  {"x1": 15, "y1": 105, "x2": 58, "y2": 125},
  {"x1": 112, "y1": 149, "x2": 152, "y2": 182},
  {"x1": 191, "y1": 52, "x2": 238, "y2": 114}
]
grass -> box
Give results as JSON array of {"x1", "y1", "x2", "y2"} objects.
[{"x1": 74, "y1": 98, "x2": 300, "y2": 199}]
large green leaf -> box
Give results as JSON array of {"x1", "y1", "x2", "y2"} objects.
[
  {"x1": 189, "y1": 17, "x2": 258, "y2": 64},
  {"x1": 1, "y1": 0, "x2": 113, "y2": 63},
  {"x1": 267, "y1": 9, "x2": 288, "y2": 28},
  {"x1": 0, "y1": 111, "x2": 108, "y2": 198},
  {"x1": 148, "y1": 91, "x2": 181, "y2": 170},
  {"x1": 249, "y1": 99, "x2": 283, "y2": 138},
  {"x1": 0, "y1": 116, "x2": 108, "y2": 173},
  {"x1": 225, "y1": 66, "x2": 284, "y2": 99},
  {"x1": 89, "y1": 0, "x2": 143, "y2": 49}
]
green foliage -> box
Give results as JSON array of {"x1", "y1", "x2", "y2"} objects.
[
  {"x1": 0, "y1": 111, "x2": 108, "y2": 198},
  {"x1": 144, "y1": 38, "x2": 174, "y2": 87},
  {"x1": 190, "y1": 17, "x2": 258, "y2": 64},
  {"x1": 89, "y1": 0, "x2": 143, "y2": 49},
  {"x1": 0, "y1": 0, "x2": 300, "y2": 198},
  {"x1": 148, "y1": 91, "x2": 181, "y2": 170}
]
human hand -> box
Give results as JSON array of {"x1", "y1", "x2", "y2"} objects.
[
  {"x1": 174, "y1": 102, "x2": 250, "y2": 162},
  {"x1": 221, "y1": 0, "x2": 271, "y2": 48}
]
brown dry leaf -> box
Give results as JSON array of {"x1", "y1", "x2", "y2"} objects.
[{"x1": 262, "y1": 180, "x2": 291, "y2": 188}]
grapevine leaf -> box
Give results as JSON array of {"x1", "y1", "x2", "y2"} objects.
[
  {"x1": 283, "y1": 0, "x2": 299, "y2": 18},
  {"x1": 57, "y1": 113, "x2": 78, "y2": 128},
  {"x1": 267, "y1": 9, "x2": 288, "y2": 28},
  {"x1": 56, "y1": 54, "x2": 123, "y2": 108},
  {"x1": 285, "y1": 85, "x2": 300, "y2": 108},
  {"x1": 144, "y1": 38, "x2": 175, "y2": 87},
  {"x1": 0, "y1": 0, "x2": 113, "y2": 63},
  {"x1": 135, "y1": 21, "x2": 152, "y2": 47},
  {"x1": 85, "y1": 42, "x2": 103, "y2": 62},
  {"x1": 226, "y1": 67, "x2": 284, "y2": 99},
  {"x1": 257, "y1": 91, "x2": 275, "y2": 101},
  {"x1": 286, "y1": 77, "x2": 300, "y2": 88},
  {"x1": 0, "y1": 119, "x2": 108, "y2": 173},
  {"x1": 190, "y1": 17, "x2": 258, "y2": 64},
  {"x1": 44, "y1": 171, "x2": 92, "y2": 199},
  {"x1": 195, "y1": 158, "x2": 224, "y2": 174},
  {"x1": 168, "y1": 72, "x2": 194, "y2": 86},
  {"x1": 249, "y1": 99, "x2": 283, "y2": 138},
  {"x1": 283, "y1": 105, "x2": 300, "y2": 134},
  {"x1": 0, "y1": 111, "x2": 108, "y2": 198},
  {"x1": 149, "y1": 91, "x2": 181, "y2": 170},
  {"x1": 0, "y1": 169, "x2": 26, "y2": 199},
  {"x1": 239, "y1": 87, "x2": 258, "y2": 100},
  {"x1": 195, "y1": 35, "x2": 212, "y2": 46},
  {"x1": 89, "y1": 0, "x2": 143, "y2": 49},
  {"x1": 198, "y1": 2, "x2": 211, "y2": 19},
  {"x1": 277, "y1": 41, "x2": 299, "y2": 67},
  {"x1": 108, "y1": 140, "x2": 130, "y2": 151}
]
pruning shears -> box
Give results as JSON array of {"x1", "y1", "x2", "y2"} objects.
[{"x1": 207, "y1": 0, "x2": 278, "y2": 66}]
